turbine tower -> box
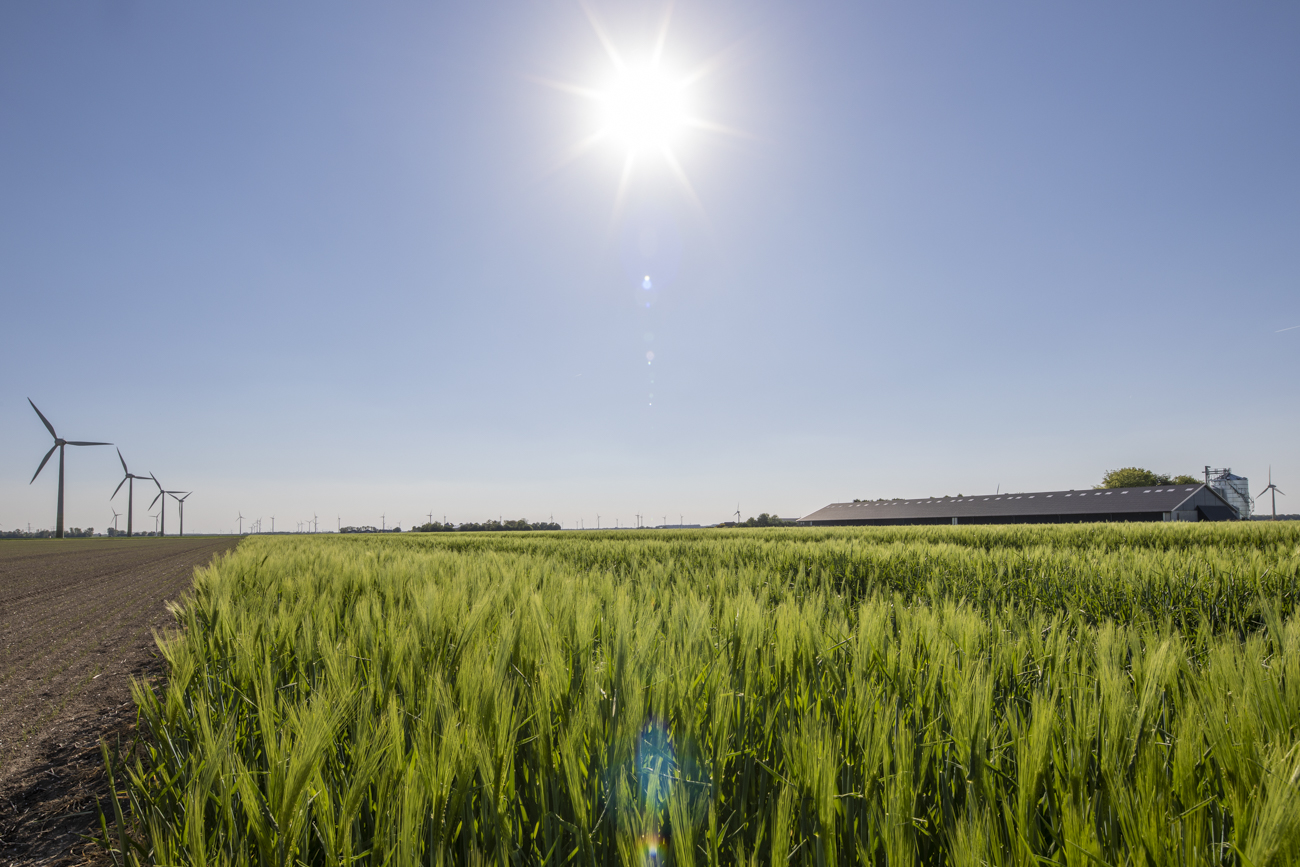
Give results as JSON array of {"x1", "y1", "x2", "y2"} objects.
[
  {"x1": 148, "y1": 474, "x2": 184, "y2": 537},
  {"x1": 169, "y1": 492, "x2": 192, "y2": 536},
  {"x1": 1257, "y1": 469, "x2": 1285, "y2": 521},
  {"x1": 28, "y1": 399, "x2": 110, "y2": 538},
  {"x1": 111, "y1": 448, "x2": 150, "y2": 537},
  {"x1": 237, "y1": 512, "x2": 244, "y2": 535},
  {"x1": 111, "y1": 507, "x2": 121, "y2": 532}
]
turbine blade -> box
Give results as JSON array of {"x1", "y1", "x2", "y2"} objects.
[
  {"x1": 1276, "y1": 489, "x2": 1286, "y2": 497},
  {"x1": 30, "y1": 444, "x2": 57, "y2": 483},
  {"x1": 150, "y1": 491, "x2": 162, "y2": 508},
  {"x1": 67, "y1": 441, "x2": 110, "y2": 446},
  {"x1": 150, "y1": 472, "x2": 161, "y2": 490},
  {"x1": 112, "y1": 476, "x2": 127, "y2": 499},
  {"x1": 28, "y1": 398, "x2": 56, "y2": 439},
  {"x1": 118, "y1": 447, "x2": 128, "y2": 474}
]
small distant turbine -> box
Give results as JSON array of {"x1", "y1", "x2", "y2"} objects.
[
  {"x1": 148, "y1": 474, "x2": 183, "y2": 537},
  {"x1": 111, "y1": 448, "x2": 150, "y2": 537},
  {"x1": 169, "y1": 491, "x2": 192, "y2": 536},
  {"x1": 27, "y1": 399, "x2": 111, "y2": 538},
  {"x1": 111, "y1": 507, "x2": 121, "y2": 531},
  {"x1": 237, "y1": 512, "x2": 244, "y2": 535},
  {"x1": 1257, "y1": 468, "x2": 1285, "y2": 521}
]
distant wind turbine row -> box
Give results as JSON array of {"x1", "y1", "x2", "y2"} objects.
[{"x1": 27, "y1": 398, "x2": 193, "y2": 539}]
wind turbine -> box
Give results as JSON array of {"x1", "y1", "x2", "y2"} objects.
[
  {"x1": 27, "y1": 399, "x2": 111, "y2": 538},
  {"x1": 169, "y1": 492, "x2": 192, "y2": 536},
  {"x1": 270, "y1": 516, "x2": 275, "y2": 533},
  {"x1": 1257, "y1": 469, "x2": 1285, "y2": 521},
  {"x1": 148, "y1": 474, "x2": 183, "y2": 537},
  {"x1": 734, "y1": 504, "x2": 741, "y2": 525},
  {"x1": 110, "y1": 507, "x2": 121, "y2": 532},
  {"x1": 237, "y1": 512, "x2": 244, "y2": 535},
  {"x1": 111, "y1": 448, "x2": 150, "y2": 537}
]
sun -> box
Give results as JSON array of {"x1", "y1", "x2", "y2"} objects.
[
  {"x1": 598, "y1": 66, "x2": 687, "y2": 155},
  {"x1": 536, "y1": 3, "x2": 741, "y2": 214}
]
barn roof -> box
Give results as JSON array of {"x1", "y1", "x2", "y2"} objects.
[{"x1": 797, "y1": 484, "x2": 1235, "y2": 524}]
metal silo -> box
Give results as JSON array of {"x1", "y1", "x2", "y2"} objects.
[{"x1": 1204, "y1": 467, "x2": 1252, "y2": 520}]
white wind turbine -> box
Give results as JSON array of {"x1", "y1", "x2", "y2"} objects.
[{"x1": 1257, "y1": 468, "x2": 1285, "y2": 521}]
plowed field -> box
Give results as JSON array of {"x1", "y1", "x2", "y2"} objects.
[{"x1": 0, "y1": 537, "x2": 238, "y2": 865}]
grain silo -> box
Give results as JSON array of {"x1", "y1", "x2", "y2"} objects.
[{"x1": 1204, "y1": 467, "x2": 1251, "y2": 520}]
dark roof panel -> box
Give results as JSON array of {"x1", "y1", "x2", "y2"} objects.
[{"x1": 797, "y1": 484, "x2": 1233, "y2": 524}]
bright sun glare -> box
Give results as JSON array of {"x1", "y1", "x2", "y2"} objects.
[
  {"x1": 599, "y1": 66, "x2": 686, "y2": 154},
  {"x1": 538, "y1": 3, "x2": 740, "y2": 214}
]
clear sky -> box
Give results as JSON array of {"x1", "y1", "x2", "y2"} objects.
[{"x1": 2, "y1": 1, "x2": 1298, "y2": 534}]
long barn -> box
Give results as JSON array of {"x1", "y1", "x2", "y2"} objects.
[{"x1": 797, "y1": 484, "x2": 1239, "y2": 526}]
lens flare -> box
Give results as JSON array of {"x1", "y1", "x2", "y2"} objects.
[{"x1": 642, "y1": 833, "x2": 664, "y2": 866}]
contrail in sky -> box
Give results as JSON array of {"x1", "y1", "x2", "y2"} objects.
[{"x1": 1277, "y1": 324, "x2": 1300, "y2": 333}]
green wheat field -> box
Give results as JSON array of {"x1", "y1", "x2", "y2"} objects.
[{"x1": 106, "y1": 525, "x2": 1300, "y2": 865}]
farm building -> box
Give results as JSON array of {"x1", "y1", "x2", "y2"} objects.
[{"x1": 797, "y1": 483, "x2": 1240, "y2": 526}]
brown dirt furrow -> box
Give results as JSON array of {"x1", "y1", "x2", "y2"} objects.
[
  {"x1": 1, "y1": 553, "x2": 205, "y2": 691},
  {"x1": 0, "y1": 536, "x2": 239, "y2": 866}
]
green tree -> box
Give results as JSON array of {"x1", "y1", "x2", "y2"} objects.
[{"x1": 1098, "y1": 467, "x2": 1199, "y2": 489}]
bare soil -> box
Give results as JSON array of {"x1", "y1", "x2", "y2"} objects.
[{"x1": 0, "y1": 537, "x2": 238, "y2": 866}]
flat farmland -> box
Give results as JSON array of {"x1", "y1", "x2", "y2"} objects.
[
  {"x1": 0, "y1": 537, "x2": 238, "y2": 865},
  {"x1": 112, "y1": 525, "x2": 1300, "y2": 866}
]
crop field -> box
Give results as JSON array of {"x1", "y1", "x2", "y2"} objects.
[
  {"x1": 110, "y1": 525, "x2": 1300, "y2": 866},
  {"x1": 0, "y1": 537, "x2": 238, "y2": 864}
]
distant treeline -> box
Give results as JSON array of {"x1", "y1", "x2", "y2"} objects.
[
  {"x1": 339, "y1": 526, "x2": 403, "y2": 534},
  {"x1": 410, "y1": 520, "x2": 562, "y2": 533},
  {"x1": 0, "y1": 527, "x2": 95, "y2": 539},
  {"x1": 717, "y1": 514, "x2": 797, "y2": 528}
]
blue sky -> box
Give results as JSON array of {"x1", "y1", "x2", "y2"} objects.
[{"x1": 2, "y1": 1, "x2": 1297, "y2": 533}]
